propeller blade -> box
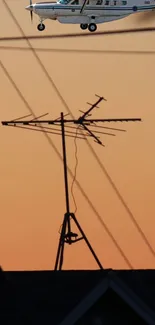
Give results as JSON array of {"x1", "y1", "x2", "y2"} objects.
[
  {"x1": 28, "y1": 0, "x2": 33, "y2": 22},
  {"x1": 30, "y1": 10, "x2": 33, "y2": 22}
]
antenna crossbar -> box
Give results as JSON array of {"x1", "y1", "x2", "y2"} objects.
[{"x1": 2, "y1": 117, "x2": 141, "y2": 125}]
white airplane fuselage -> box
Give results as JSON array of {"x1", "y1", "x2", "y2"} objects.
[{"x1": 26, "y1": 0, "x2": 155, "y2": 32}]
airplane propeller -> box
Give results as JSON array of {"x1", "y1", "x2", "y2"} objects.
[
  {"x1": 30, "y1": 0, "x2": 33, "y2": 22},
  {"x1": 26, "y1": 0, "x2": 33, "y2": 22}
]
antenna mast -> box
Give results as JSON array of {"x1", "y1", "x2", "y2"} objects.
[{"x1": 1, "y1": 95, "x2": 141, "y2": 270}]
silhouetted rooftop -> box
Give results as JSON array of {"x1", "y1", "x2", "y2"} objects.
[
  {"x1": 1, "y1": 268, "x2": 155, "y2": 324},
  {"x1": 115, "y1": 269, "x2": 155, "y2": 310}
]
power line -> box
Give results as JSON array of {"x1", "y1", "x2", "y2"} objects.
[
  {"x1": 0, "y1": 59, "x2": 133, "y2": 268},
  {"x1": 2, "y1": 0, "x2": 74, "y2": 117},
  {"x1": 1, "y1": 46, "x2": 155, "y2": 56},
  {"x1": 1, "y1": 26, "x2": 155, "y2": 42},
  {"x1": 3, "y1": 0, "x2": 155, "y2": 261}
]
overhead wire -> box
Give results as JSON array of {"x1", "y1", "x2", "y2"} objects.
[
  {"x1": 2, "y1": 0, "x2": 75, "y2": 117},
  {"x1": 0, "y1": 41, "x2": 133, "y2": 270},
  {"x1": 1, "y1": 46, "x2": 155, "y2": 56},
  {"x1": 2, "y1": 0, "x2": 154, "y2": 264},
  {"x1": 1, "y1": 26, "x2": 155, "y2": 41}
]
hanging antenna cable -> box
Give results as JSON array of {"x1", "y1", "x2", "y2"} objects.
[{"x1": 70, "y1": 125, "x2": 80, "y2": 214}]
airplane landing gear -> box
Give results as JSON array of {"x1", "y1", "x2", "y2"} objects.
[
  {"x1": 37, "y1": 23, "x2": 45, "y2": 31},
  {"x1": 80, "y1": 23, "x2": 97, "y2": 32},
  {"x1": 80, "y1": 23, "x2": 88, "y2": 30},
  {"x1": 88, "y1": 23, "x2": 97, "y2": 32}
]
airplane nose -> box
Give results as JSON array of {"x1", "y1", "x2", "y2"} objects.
[{"x1": 25, "y1": 4, "x2": 33, "y2": 11}]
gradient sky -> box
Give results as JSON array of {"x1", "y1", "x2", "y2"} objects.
[{"x1": 0, "y1": 0, "x2": 155, "y2": 271}]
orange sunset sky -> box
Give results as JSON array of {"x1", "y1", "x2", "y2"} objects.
[{"x1": 0, "y1": 0, "x2": 155, "y2": 271}]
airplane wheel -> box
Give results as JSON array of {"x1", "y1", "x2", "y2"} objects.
[
  {"x1": 80, "y1": 23, "x2": 88, "y2": 30},
  {"x1": 88, "y1": 23, "x2": 97, "y2": 32},
  {"x1": 37, "y1": 23, "x2": 45, "y2": 31}
]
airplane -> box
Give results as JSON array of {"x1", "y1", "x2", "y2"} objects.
[{"x1": 25, "y1": 0, "x2": 155, "y2": 33}]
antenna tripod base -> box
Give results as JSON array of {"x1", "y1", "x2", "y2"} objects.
[{"x1": 54, "y1": 212, "x2": 103, "y2": 271}]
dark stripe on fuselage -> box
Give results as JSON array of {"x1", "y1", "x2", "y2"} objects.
[{"x1": 35, "y1": 4, "x2": 155, "y2": 10}]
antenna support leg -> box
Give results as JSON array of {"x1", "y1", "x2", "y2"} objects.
[{"x1": 54, "y1": 212, "x2": 103, "y2": 270}]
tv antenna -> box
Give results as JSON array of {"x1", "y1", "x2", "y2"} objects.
[{"x1": 1, "y1": 95, "x2": 141, "y2": 270}]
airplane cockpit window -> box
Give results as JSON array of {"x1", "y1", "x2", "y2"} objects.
[
  {"x1": 71, "y1": 0, "x2": 79, "y2": 4},
  {"x1": 96, "y1": 0, "x2": 103, "y2": 4},
  {"x1": 58, "y1": 0, "x2": 71, "y2": 4}
]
